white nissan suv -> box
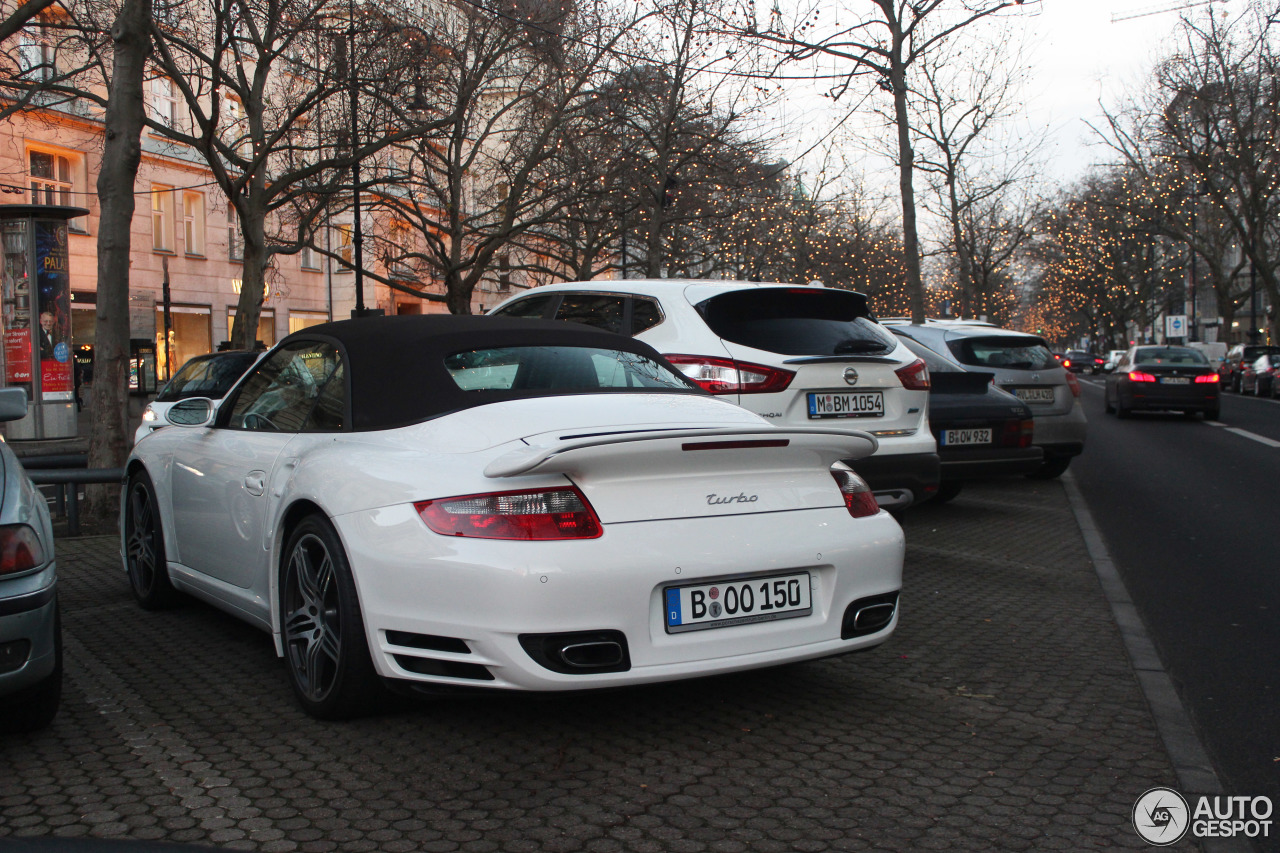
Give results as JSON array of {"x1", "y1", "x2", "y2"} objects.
[{"x1": 489, "y1": 280, "x2": 939, "y2": 508}]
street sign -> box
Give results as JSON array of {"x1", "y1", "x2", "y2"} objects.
[{"x1": 1166, "y1": 315, "x2": 1187, "y2": 339}]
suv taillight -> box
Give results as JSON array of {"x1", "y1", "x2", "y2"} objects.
[
  {"x1": 830, "y1": 464, "x2": 879, "y2": 518},
  {"x1": 1064, "y1": 371, "x2": 1081, "y2": 397},
  {"x1": 663, "y1": 355, "x2": 795, "y2": 395},
  {"x1": 416, "y1": 487, "x2": 602, "y2": 540},
  {"x1": 894, "y1": 358, "x2": 930, "y2": 391},
  {"x1": 0, "y1": 524, "x2": 45, "y2": 575}
]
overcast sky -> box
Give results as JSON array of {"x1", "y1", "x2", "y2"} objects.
[{"x1": 770, "y1": 0, "x2": 1251, "y2": 193}]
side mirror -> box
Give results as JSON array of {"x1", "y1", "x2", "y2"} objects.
[
  {"x1": 0, "y1": 387, "x2": 29, "y2": 422},
  {"x1": 167, "y1": 397, "x2": 215, "y2": 427}
]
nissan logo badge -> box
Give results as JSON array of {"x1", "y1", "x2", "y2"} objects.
[{"x1": 843, "y1": 367, "x2": 859, "y2": 386}]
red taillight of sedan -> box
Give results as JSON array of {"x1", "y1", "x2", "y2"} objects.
[
  {"x1": 663, "y1": 355, "x2": 795, "y2": 395},
  {"x1": 416, "y1": 487, "x2": 603, "y2": 540},
  {"x1": 1128, "y1": 371, "x2": 1157, "y2": 382},
  {"x1": 830, "y1": 465, "x2": 880, "y2": 518},
  {"x1": 894, "y1": 358, "x2": 930, "y2": 391},
  {"x1": 0, "y1": 524, "x2": 44, "y2": 575},
  {"x1": 1194, "y1": 374, "x2": 1219, "y2": 384}
]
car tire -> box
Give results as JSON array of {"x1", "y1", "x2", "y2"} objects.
[
  {"x1": 1028, "y1": 456, "x2": 1071, "y2": 479},
  {"x1": 1115, "y1": 401, "x2": 1130, "y2": 419},
  {"x1": 933, "y1": 481, "x2": 964, "y2": 504},
  {"x1": 1206, "y1": 407, "x2": 1220, "y2": 420},
  {"x1": 1104, "y1": 392, "x2": 1115, "y2": 414},
  {"x1": 1, "y1": 604, "x2": 62, "y2": 732},
  {"x1": 280, "y1": 515, "x2": 383, "y2": 720},
  {"x1": 123, "y1": 469, "x2": 181, "y2": 610}
]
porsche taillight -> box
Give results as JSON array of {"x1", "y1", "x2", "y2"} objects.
[
  {"x1": 0, "y1": 524, "x2": 45, "y2": 575},
  {"x1": 830, "y1": 464, "x2": 880, "y2": 519},
  {"x1": 662, "y1": 355, "x2": 795, "y2": 395},
  {"x1": 416, "y1": 487, "x2": 602, "y2": 540}
]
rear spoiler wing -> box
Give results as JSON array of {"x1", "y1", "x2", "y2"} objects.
[{"x1": 484, "y1": 428, "x2": 878, "y2": 479}]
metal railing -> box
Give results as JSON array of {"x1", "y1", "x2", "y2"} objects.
[{"x1": 21, "y1": 453, "x2": 124, "y2": 536}]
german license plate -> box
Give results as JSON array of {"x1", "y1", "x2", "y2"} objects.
[
  {"x1": 941, "y1": 428, "x2": 992, "y2": 446},
  {"x1": 1161, "y1": 376, "x2": 1190, "y2": 385},
  {"x1": 1010, "y1": 387, "x2": 1055, "y2": 404},
  {"x1": 807, "y1": 391, "x2": 884, "y2": 418},
  {"x1": 664, "y1": 572, "x2": 812, "y2": 633}
]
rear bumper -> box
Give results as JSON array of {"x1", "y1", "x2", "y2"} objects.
[
  {"x1": 844, "y1": 450, "x2": 940, "y2": 509},
  {"x1": 940, "y1": 445, "x2": 1044, "y2": 481},
  {"x1": 0, "y1": 581, "x2": 58, "y2": 696},
  {"x1": 1120, "y1": 387, "x2": 1220, "y2": 412}
]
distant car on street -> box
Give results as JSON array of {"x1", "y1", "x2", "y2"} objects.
[
  {"x1": 0, "y1": 387, "x2": 60, "y2": 731},
  {"x1": 891, "y1": 333, "x2": 1042, "y2": 503},
  {"x1": 1103, "y1": 349, "x2": 1128, "y2": 373},
  {"x1": 1063, "y1": 350, "x2": 1105, "y2": 374},
  {"x1": 121, "y1": 315, "x2": 904, "y2": 719},
  {"x1": 135, "y1": 350, "x2": 261, "y2": 444},
  {"x1": 1224, "y1": 344, "x2": 1280, "y2": 393},
  {"x1": 1104, "y1": 345, "x2": 1220, "y2": 419},
  {"x1": 882, "y1": 321, "x2": 1086, "y2": 479},
  {"x1": 1240, "y1": 353, "x2": 1280, "y2": 396}
]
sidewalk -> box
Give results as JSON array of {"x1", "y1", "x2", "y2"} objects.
[{"x1": 0, "y1": 477, "x2": 1231, "y2": 851}]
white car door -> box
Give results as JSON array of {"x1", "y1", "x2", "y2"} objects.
[{"x1": 170, "y1": 340, "x2": 342, "y2": 590}]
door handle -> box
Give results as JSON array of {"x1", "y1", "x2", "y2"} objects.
[{"x1": 244, "y1": 471, "x2": 266, "y2": 496}]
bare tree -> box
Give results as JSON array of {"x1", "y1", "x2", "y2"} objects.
[
  {"x1": 1096, "y1": 3, "x2": 1280, "y2": 343},
  {"x1": 735, "y1": 0, "x2": 1030, "y2": 321}
]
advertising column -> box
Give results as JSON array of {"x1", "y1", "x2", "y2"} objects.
[{"x1": 0, "y1": 205, "x2": 87, "y2": 440}]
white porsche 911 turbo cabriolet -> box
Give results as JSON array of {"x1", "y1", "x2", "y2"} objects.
[{"x1": 122, "y1": 315, "x2": 903, "y2": 719}]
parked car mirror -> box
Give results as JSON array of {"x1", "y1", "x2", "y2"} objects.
[
  {"x1": 0, "y1": 387, "x2": 28, "y2": 422},
  {"x1": 166, "y1": 397, "x2": 215, "y2": 427}
]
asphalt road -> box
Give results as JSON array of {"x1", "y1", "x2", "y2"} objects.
[{"x1": 1073, "y1": 377, "x2": 1280, "y2": 806}]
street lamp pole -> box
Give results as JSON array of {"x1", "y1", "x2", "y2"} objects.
[{"x1": 348, "y1": 0, "x2": 368, "y2": 317}]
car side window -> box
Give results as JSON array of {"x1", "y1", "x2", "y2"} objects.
[
  {"x1": 227, "y1": 341, "x2": 341, "y2": 432},
  {"x1": 555, "y1": 294, "x2": 625, "y2": 334},
  {"x1": 490, "y1": 294, "x2": 554, "y2": 319},
  {"x1": 632, "y1": 298, "x2": 662, "y2": 334}
]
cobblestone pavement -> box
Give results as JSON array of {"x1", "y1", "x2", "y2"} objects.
[{"x1": 0, "y1": 479, "x2": 1195, "y2": 851}]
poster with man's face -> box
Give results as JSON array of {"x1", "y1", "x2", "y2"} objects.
[{"x1": 35, "y1": 220, "x2": 72, "y2": 399}]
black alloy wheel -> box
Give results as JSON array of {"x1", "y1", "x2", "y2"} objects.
[
  {"x1": 280, "y1": 515, "x2": 382, "y2": 720},
  {"x1": 123, "y1": 470, "x2": 180, "y2": 609},
  {"x1": 932, "y1": 480, "x2": 964, "y2": 504}
]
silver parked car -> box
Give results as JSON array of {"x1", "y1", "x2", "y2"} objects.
[
  {"x1": 884, "y1": 322, "x2": 1087, "y2": 478},
  {"x1": 0, "y1": 387, "x2": 61, "y2": 731}
]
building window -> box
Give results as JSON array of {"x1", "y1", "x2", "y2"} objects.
[
  {"x1": 152, "y1": 185, "x2": 174, "y2": 252},
  {"x1": 19, "y1": 26, "x2": 55, "y2": 81},
  {"x1": 225, "y1": 95, "x2": 251, "y2": 158},
  {"x1": 183, "y1": 192, "x2": 205, "y2": 256},
  {"x1": 300, "y1": 245, "x2": 319, "y2": 270},
  {"x1": 387, "y1": 221, "x2": 412, "y2": 279},
  {"x1": 227, "y1": 204, "x2": 243, "y2": 261},
  {"x1": 498, "y1": 253, "x2": 511, "y2": 291},
  {"x1": 336, "y1": 224, "x2": 353, "y2": 271},
  {"x1": 289, "y1": 311, "x2": 329, "y2": 334},
  {"x1": 155, "y1": 304, "x2": 212, "y2": 382},
  {"x1": 149, "y1": 77, "x2": 180, "y2": 129},
  {"x1": 29, "y1": 151, "x2": 73, "y2": 207}
]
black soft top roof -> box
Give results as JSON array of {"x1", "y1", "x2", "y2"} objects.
[{"x1": 273, "y1": 314, "x2": 696, "y2": 431}]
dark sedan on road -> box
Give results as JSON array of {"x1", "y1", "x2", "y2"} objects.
[
  {"x1": 1104, "y1": 345, "x2": 1221, "y2": 419},
  {"x1": 893, "y1": 334, "x2": 1043, "y2": 503},
  {"x1": 1064, "y1": 350, "x2": 1105, "y2": 374}
]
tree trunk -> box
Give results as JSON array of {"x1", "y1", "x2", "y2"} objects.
[
  {"x1": 230, "y1": 207, "x2": 267, "y2": 349},
  {"x1": 891, "y1": 49, "x2": 925, "y2": 323},
  {"x1": 83, "y1": 0, "x2": 151, "y2": 526}
]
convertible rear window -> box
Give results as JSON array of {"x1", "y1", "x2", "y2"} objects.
[
  {"x1": 947, "y1": 336, "x2": 1057, "y2": 371},
  {"x1": 445, "y1": 346, "x2": 696, "y2": 392},
  {"x1": 696, "y1": 288, "x2": 895, "y2": 356}
]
